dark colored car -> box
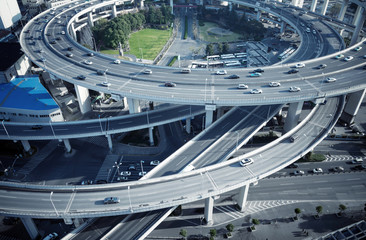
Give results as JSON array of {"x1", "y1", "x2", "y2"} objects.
[
  {"x1": 66, "y1": 53, "x2": 73, "y2": 58},
  {"x1": 286, "y1": 163, "x2": 299, "y2": 168},
  {"x1": 254, "y1": 68, "x2": 264, "y2": 73},
  {"x1": 287, "y1": 69, "x2": 299, "y2": 74},
  {"x1": 87, "y1": 52, "x2": 94, "y2": 56},
  {"x1": 67, "y1": 47, "x2": 73, "y2": 51},
  {"x1": 164, "y1": 82, "x2": 176, "y2": 87},
  {"x1": 104, "y1": 197, "x2": 120, "y2": 204},
  {"x1": 316, "y1": 64, "x2": 327, "y2": 69},
  {"x1": 31, "y1": 125, "x2": 43, "y2": 130},
  {"x1": 228, "y1": 74, "x2": 240, "y2": 79},
  {"x1": 50, "y1": 40, "x2": 56, "y2": 44},
  {"x1": 97, "y1": 70, "x2": 107, "y2": 75},
  {"x1": 77, "y1": 75, "x2": 86, "y2": 80}
]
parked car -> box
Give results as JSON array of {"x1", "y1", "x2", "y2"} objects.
[
  {"x1": 139, "y1": 171, "x2": 147, "y2": 176},
  {"x1": 103, "y1": 197, "x2": 120, "y2": 204},
  {"x1": 150, "y1": 160, "x2": 160, "y2": 166},
  {"x1": 351, "y1": 165, "x2": 366, "y2": 170},
  {"x1": 331, "y1": 166, "x2": 344, "y2": 172},
  {"x1": 239, "y1": 158, "x2": 253, "y2": 166},
  {"x1": 293, "y1": 170, "x2": 304, "y2": 175},
  {"x1": 42, "y1": 232, "x2": 58, "y2": 240},
  {"x1": 120, "y1": 171, "x2": 131, "y2": 176},
  {"x1": 313, "y1": 168, "x2": 323, "y2": 173}
]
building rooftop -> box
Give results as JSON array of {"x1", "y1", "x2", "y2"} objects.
[
  {"x1": 0, "y1": 76, "x2": 59, "y2": 111},
  {"x1": 0, "y1": 42, "x2": 23, "y2": 71}
]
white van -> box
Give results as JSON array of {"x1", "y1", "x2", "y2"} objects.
[{"x1": 181, "y1": 68, "x2": 191, "y2": 73}]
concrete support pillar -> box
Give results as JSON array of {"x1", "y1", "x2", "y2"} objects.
[
  {"x1": 21, "y1": 217, "x2": 39, "y2": 240},
  {"x1": 280, "y1": 22, "x2": 286, "y2": 34},
  {"x1": 88, "y1": 12, "x2": 94, "y2": 27},
  {"x1": 21, "y1": 140, "x2": 31, "y2": 152},
  {"x1": 351, "y1": 7, "x2": 365, "y2": 45},
  {"x1": 74, "y1": 84, "x2": 92, "y2": 114},
  {"x1": 205, "y1": 110, "x2": 214, "y2": 129},
  {"x1": 310, "y1": 0, "x2": 317, "y2": 13},
  {"x1": 186, "y1": 118, "x2": 191, "y2": 134},
  {"x1": 127, "y1": 98, "x2": 140, "y2": 114},
  {"x1": 170, "y1": 0, "x2": 173, "y2": 14},
  {"x1": 148, "y1": 127, "x2": 154, "y2": 146},
  {"x1": 106, "y1": 134, "x2": 113, "y2": 150},
  {"x1": 237, "y1": 183, "x2": 250, "y2": 212},
  {"x1": 256, "y1": 11, "x2": 261, "y2": 21},
  {"x1": 204, "y1": 196, "x2": 214, "y2": 224},
  {"x1": 216, "y1": 107, "x2": 225, "y2": 119},
  {"x1": 320, "y1": 0, "x2": 329, "y2": 16},
  {"x1": 283, "y1": 101, "x2": 303, "y2": 133},
  {"x1": 63, "y1": 139, "x2": 72, "y2": 153},
  {"x1": 339, "y1": 28, "x2": 345, "y2": 36},
  {"x1": 229, "y1": 2, "x2": 232, "y2": 11},
  {"x1": 338, "y1": 0, "x2": 349, "y2": 21},
  {"x1": 73, "y1": 218, "x2": 82, "y2": 228},
  {"x1": 70, "y1": 22, "x2": 77, "y2": 40},
  {"x1": 112, "y1": 4, "x2": 117, "y2": 18},
  {"x1": 340, "y1": 89, "x2": 366, "y2": 124}
]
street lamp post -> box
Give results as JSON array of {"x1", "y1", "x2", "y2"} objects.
[
  {"x1": 140, "y1": 160, "x2": 144, "y2": 176},
  {"x1": 98, "y1": 115, "x2": 103, "y2": 133},
  {"x1": 49, "y1": 121, "x2": 56, "y2": 139},
  {"x1": 50, "y1": 192, "x2": 59, "y2": 216},
  {"x1": 127, "y1": 185, "x2": 133, "y2": 212},
  {"x1": 236, "y1": 131, "x2": 240, "y2": 150},
  {"x1": 139, "y1": 48, "x2": 143, "y2": 61},
  {"x1": 2, "y1": 120, "x2": 10, "y2": 139}
]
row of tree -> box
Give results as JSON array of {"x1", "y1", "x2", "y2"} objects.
[{"x1": 92, "y1": 5, "x2": 173, "y2": 49}]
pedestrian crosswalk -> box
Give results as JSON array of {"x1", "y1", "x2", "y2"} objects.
[
  {"x1": 324, "y1": 155, "x2": 365, "y2": 162},
  {"x1": 214, "y1": 200, "x2": 299, "y2": 220}
]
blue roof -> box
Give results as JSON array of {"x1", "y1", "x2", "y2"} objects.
[{"x1": 0, "y1": 76, "x2": 59, "y2": 111}]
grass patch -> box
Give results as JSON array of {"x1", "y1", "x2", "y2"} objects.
[
  {"x1": 127, "y1": 28, "x2": 172, "y2": 60},
  {"x1": 199, "y1": 21, "x2": 242, "y2": 43},
  {"x1": 168, "y1": 56, "x2": 178, "y2": 66},
  {"x1": 298, "y1": 152, "x2": 326, "y2": 162}
]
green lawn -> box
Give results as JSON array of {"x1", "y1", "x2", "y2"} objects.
[
  {"x1": 199, "y1": 21, "x2": 242, "y2": 43},
  {"x1": 127, "y1": 28, "x2": 172, "y2": 60}
]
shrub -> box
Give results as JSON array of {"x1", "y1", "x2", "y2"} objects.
[
  {"x1": 226, "y1": 223, "x2": 234, "y2": 232},
  {"x1": 252, "y1": 219, "x2": 260, "y2": 225}
]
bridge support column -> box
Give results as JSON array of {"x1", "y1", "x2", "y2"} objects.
[
  {"x1": 283, "y1": 101, "x2": 303, "y2": 133},
  {"x1": 70, "y1": 22, "x2": 77, "y2": 41},
  {"x1": 216, "y1": 107, "x2": 225, "y2": 119},
  {"x1": 127, "y1": 98, "x2": 140, "y2": 114},
  {"x1": 170, "y1": 0, "x2": 173, "y2": 14},
  {"x1": 205, "y1": 110, "x2": 214, "y2": 129},
  {"x1": 351, "y1": 6, "x2": 365, "y2": 45},
  {"x1": 88, "y1": 12, "x2": 94, "y2": 27},
  {"x1": 140, "y1": 0, "x2": 145, "y2": 9},
  {"x1": 338, "y1": 0, "x2": 349, "y2": 21},
  {"x1": 280, "y1": 22, "x2": 286, "y2": 34},
  {"x1": 63, "y1": 139, "x2": 72, "y2": 153},
  {"x1": 186, "y1": 118, "x2": 191, "y2": 134},
  {"x1": 310, "y1": 0, "x2": 317, "y2": 12},
  {"x1": 112, "y1": 4, "x2": 117, "y2": 18},
  {"x1": 73, "y1": 218, "x2": 83, "y2": 228},
  {"x1": 204, "y1": 196, "x2": 214, "y2": 225},
  {"x1": 21, "y1": 140, "x2": 31, "y2": 153},
  {"x1": 75, "y1": 84, "x2": 92, "y2": 114},
  {"x1": 237, "y1": 183, "x2": 250, "y2": 212},
  {"x1": 339, "y1": 28, "x2": 345, "y2": 36},
  {"x1": 106, "y1": 134, "x2": 113, "y2": 150},
  {"x1": 256, "y1": 11, "x2": 261, "y2": 21},
  {"x1": 320, "y1": 0, "x2": 329, "y2": 15},
  {"x1": 149, "y1": 127, "x2": 154, "y2": 146},
  {"x1": 340, "y1": 89, "x2": 366, "y2": 124},
  {"x1": 21, "y1": 217, "x2": 39, "y2": 240}
]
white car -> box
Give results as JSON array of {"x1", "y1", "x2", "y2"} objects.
[
  {"x1": 325, "y1": 77, "x2": 336, "y2": 83},
  {"x1": 289, "y1": 86, "x2": 301, "y2": 92},
  {"x1": 150, "y1": 160, "x2": 160, "y2": 166},
  {"x1": 238, "y1": 84, "x2": 249, "y2": 89},
  {"x1": 354, "y1": 46, "x2": 362, "y2": 51},
  {"x1": 120, "y1": 171, "x2": 131, "y2": 176},
  {"x1": 294, "y1": 170, "x2": 304, "y2": 175},
  {"x1": 216, "y1": 70, "x2": 227, "y2": 75},
  {"x1": 101, "y1": 81, "x2": 111, "y2": 87},
  {"x1": 84, "y1": 60, "x2": 93, "y2": 65},
  {"x1": 143, "y1": 69, "x2": 152, "y2": 74},
  {"x1": 313, "y1": 168, "x2": 323, "y2": 173},
  {"x1": 43, "y1": 232, "x2": 58, "y2": 240},
  {"x1": 295, "y1": 63, "x2": 305, "y2": 68},
  {"x1": 250, "y1": 89, "x2": 262, "y2": 94},
  {"x1": 61, "y1": 31, "x2": 65, "y2": 35},
  {"x1": 139, "y1": 171, "x2": 147, "y2": 176},
  {"x1": 239, "y1": 158, "x2": 253, "y2": 166},
  {"x1": 269, "y1": 82, "x2": 281, "y2": 87},
  {"x1": 344, "y1": 56, "x2": 354, "y2": 62},
  {"x1": 114, "y1": 59, "x2": 121, "y2": 64}
]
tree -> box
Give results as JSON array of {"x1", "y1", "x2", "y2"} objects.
[
  {"x1": 294, "y1": 208, "x2": 301, "y2": 219},
  {"x1": 252, "y1": 218, "x2": 260, "y2": 225},
  {"x1": 316, "y1": 206, "x2": 323, "y2": 217},
  {"x1": 210, "y1": 229, "x2": 217, "y2": 237},
  {"x1": 206, "y1": 44, "x2": 214, "y2": 56},
  {"x1": 217, "y1": 43, "x2": 223, "y2": 55},
  {"x1": 329, "y1": 3, "x2": 341, "y2": 17},
  {"x1": 223, "y1": 42, "x2": 230, "y2": 54},
  {"x1": 179, "y1": 229, "x2": 187, "y2": 239},
  {"x1": 339, "y1": 204, "x2": 347, "y2": 215},
  {"x1": 226, "y1": 223, "x2": 234, "y2": 232}
]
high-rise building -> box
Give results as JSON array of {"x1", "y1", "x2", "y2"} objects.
[{"x1": 0, "y1": 0, "x2": 22, "y2": 30}]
